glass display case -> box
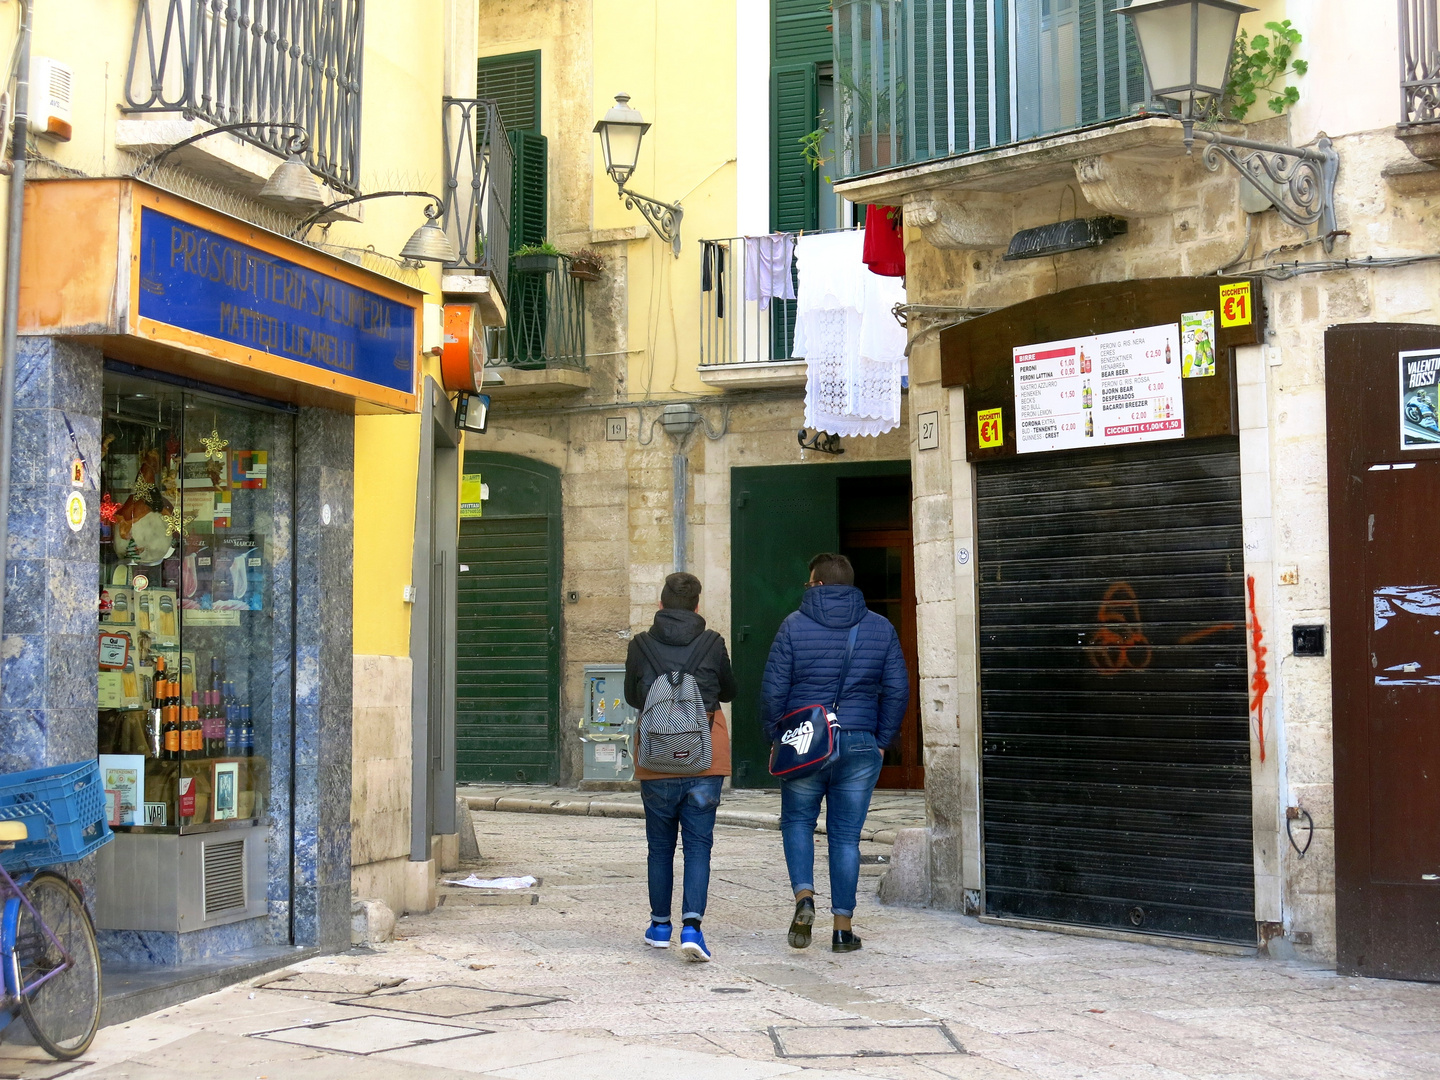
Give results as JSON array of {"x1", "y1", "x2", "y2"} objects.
[{"x1": 95, "y1": 371, "x2": 290, "y2": 835}]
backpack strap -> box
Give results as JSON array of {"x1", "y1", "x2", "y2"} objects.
[{"x1": 830, "y1": 624, "x2": 861, "y2": 713}]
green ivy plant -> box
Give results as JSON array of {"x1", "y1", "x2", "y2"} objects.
[
  {"x1": 1218, "y1": 20, "x2": 1308, "y2": 120},
  {"x1": 799, "y1": 110, "x2": 831, "y2": 172},
  {"x1": 513, "y1": 241, "x2": 562, "y2": 257}
]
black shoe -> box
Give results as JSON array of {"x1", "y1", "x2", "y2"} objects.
[
  {"x1": 832, "y1": 929, "x2": 862, "y2": 952},
  {"x1": 788, "y1": 897, "x2": 815, "y2": 949}
]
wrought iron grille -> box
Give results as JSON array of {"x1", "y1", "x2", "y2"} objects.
[
  {"x1": 125, "y1": 0, "x2": 364, "y2": 194},
  {"x1": 441, "y1": 98, "x2": 512, "y2": 301},
  {"x1": 834, "y1": 0, "x2": 1149, "y2": 179},
  {"x1": 698, "y1": 235, "x2": 799, "y2": 368},
  {"x1": 491, "y1": 256, "x2": 586, "y2": 371},
  {"x1": 1402, "y1": 0, "x2": 1440, "y2": 124}
]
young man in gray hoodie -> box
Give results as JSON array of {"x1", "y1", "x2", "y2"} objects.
[{"x1": 624, "y1": 572, "x2": 736, "y2": 962}]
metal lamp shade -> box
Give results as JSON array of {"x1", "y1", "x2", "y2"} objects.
[
  {"x1": 593, "y1": 93, "x2": 649, "y2": 186},
  {"x1": 400, "y1": 219, "x2": 459, "y2": 264},
  {"x1": 258, "y1": 153, "x2": 328, "y2": 210},
  {"x1": 1117, "y1": 0, "x2": 1255, "y2": 108}
]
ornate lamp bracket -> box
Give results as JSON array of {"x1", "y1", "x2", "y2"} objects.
[
  {"x1": 1183, "y1": 119, "x2": 1340, "y2": 252},
  {"x1": 617, "y1": 184, "x2": 683, "y2": 257}
]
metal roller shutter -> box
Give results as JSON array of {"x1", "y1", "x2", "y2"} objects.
[
  {"x1": 455, "y1": 516, "x2": 557, "y2": 783},
  {"x1": 976, "y1": 436, "x2": 1255, "y2": 945}
]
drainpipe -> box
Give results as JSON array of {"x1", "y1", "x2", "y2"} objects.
[{"x1": 0, "y1": 0, "x2": 33, "y2": 705}]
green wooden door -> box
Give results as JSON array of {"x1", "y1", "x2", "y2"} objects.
[
  {"x1": 729, "y1": 460, "x2": 910, "y2": 787},
  {"x1": 456, "y1": 453, "x2": 562, "y2": 783}
]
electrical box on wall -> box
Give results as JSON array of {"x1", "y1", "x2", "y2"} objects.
[
  {"x1": 1293, "y1": 624, "x2": 1326, "y2": 657},
  {"x1": 28, "y1": 57, "x2": 73, "y2": 141},
  {"x1": 581, "y1": 665, "x2": 636, "y2": 783}
]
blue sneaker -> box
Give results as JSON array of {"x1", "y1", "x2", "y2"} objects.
[
  {"x1": 680, "y1": 925, "x2": 712, "y2": 962},
  {"x1": 645, "y1": 921, "x2": 672, "y2": 949}
]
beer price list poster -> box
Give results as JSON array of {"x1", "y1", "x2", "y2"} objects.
[{"x1": 1012, "y1": 323, "x2": 1186, "y2": 455}]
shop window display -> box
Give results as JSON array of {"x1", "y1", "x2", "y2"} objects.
[{"x1": 96, "y1": 372, "x2": 291, "y2": 833}]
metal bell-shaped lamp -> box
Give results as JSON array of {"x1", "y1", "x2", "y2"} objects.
[
  {"x1": 399, "y1": 207, "x2": 458, "y2": 264},
  {"x1": 258, "y1": 151, "x2": 328, "y2": 211}
]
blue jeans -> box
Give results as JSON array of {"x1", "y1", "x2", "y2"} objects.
[
  {"x1": 641, "y1": 775, "x2": 723, "y2": 923},
  {"x1": 779, "y1": 729, "x2": 884, "y2": 917}
]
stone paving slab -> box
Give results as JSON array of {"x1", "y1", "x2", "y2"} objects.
[
  {"x1": 58, "y1": 807, "x2": 1440, "y2": 1080},
  {"x1": 459, "y1": 783, "x2": 925, "y2": 845}
]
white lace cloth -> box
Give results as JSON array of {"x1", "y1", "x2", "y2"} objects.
[{"x1": 792, "y1": 231, "x2": 907, "y2": 437}]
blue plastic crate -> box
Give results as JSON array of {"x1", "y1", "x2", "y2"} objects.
[{"x1": 0, "y1": 761, "x2": 113, "y2": 873}]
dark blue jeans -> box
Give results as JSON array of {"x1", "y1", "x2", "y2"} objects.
[
  {"x1": 641, "y1": 775, "x2": 723, "y2": 923},
  {"x1": 779, "y1": 729, "x2": 884, "y2": 917}
]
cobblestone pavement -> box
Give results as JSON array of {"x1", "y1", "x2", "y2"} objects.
[
  {"x1": 458, "y1": 783, "x2": 927, "y2": 844},
  {"x1": 37, "y1": 810, "x2": 1440, "y2": 1080}
]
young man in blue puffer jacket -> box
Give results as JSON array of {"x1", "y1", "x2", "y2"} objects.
[{"x1": 760, "y1": 552, "x2": 909, "y2": 953}]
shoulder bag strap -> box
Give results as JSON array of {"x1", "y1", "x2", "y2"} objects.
[{"x1": 830, "y1": 624, "x2": 861, "y2": 713}]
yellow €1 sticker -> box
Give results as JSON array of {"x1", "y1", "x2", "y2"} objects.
[
  {"x1": 1219, "y1": 282, "x2": 1252, "y2": 328},
  {"x1": 977, "y1": 408, "x2": 1004, "y2": 449}
]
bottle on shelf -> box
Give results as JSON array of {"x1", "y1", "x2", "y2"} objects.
[
  {"x1": 161, "y1": 674, "x2": 180, "y2": 761},
  {"x1": 241, "y1": 703, "x2": 254, "y2": 758},
  {"x1": 206, "y1": 688, "x2": 222, "y2": 756},
  {"x1": 225, "y1": 681, "x2": 241, "y2": 756},
  {"x1": 147, "y1": 657, "x2": 166, "y2": 759}
]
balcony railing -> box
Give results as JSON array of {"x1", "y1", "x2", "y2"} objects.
[
  {"x1": 124, "y1": 0, "x2": 364, "y2": 193},
  {"x1": 1402, "y1": 0, "x2": 1440, "y2": 124},
  {"x1": 441, "y1": 98, "x2": 512, "y2": 301},
  {"x1": 490, "y1": 255, "x2": 586, "y2": 371},
  {"x1": 834, "y1": 0, "x2": 1150, "y2": 178},
  {"x1": 698, "y1": 236, "x2": 799, "y2": 368}
]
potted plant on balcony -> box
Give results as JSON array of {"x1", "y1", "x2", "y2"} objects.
[
  {"x1": 566, "y1": 249, "x2": 606, "y2": 282},
  {"x1": 512, "y1": 242, "x2": 563, "y2": 273}
]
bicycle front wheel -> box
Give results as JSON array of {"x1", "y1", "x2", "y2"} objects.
[{"x1": 16, "y1": 871, "x2": 102, "y2": 1059}]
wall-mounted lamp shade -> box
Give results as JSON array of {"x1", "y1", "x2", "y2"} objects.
[
  {"x1": 399, "y1": 219, "x2": 458, "y2": 264},
  {"x1": 258, "y1": 152, "x2": 328, "y2": 210},
  {"x1": 1117, "y1": 0, "x2": 1255, "y2": 106},
  {"x1": 593, "y1": 94, "x2": 650, "y2": 186}
]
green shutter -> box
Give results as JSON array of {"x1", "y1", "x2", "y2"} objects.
[
  {"x1": 455, "y1": 453, "x2": 563, "y2": 785},
  {"x1": 477, "y1": 51, "x2": 541, "y2": 133},
  {"x1": 773, "y1": 0, "x2": 834, "y2": 63},
  {"x1": 506, "y1": 130, "x2": 549, "y2": 367},
  {"x1": 772, "y1": 62, "x2": 819, "y2": 233},
  {"x1": 508, "y1": 130, "x2": 548, "y2": 250}
]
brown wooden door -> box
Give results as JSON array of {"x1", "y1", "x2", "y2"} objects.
[
  {"x1": 1328, "y1": 323, "x2": 1440, "y2": 981},
  {"x1": 841, "y1": 528, "x2": 922, "y2": 789}
]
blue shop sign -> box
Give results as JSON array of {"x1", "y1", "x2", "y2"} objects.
[{"x1": 137, "y1": 206, "x2": 416, "y2": 395}]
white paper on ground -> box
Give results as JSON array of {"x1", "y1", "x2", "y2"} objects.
[{"x1": 443, "y1": 874, "x2": 538, "y2": 890}]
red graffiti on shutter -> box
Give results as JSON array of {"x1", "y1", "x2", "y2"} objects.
[{"x1": 1247, "y1": 575, "x2": 1270, "y2": 763}]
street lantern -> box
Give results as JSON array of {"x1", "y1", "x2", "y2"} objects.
[
  {"x1": 1117, "y1": 0, "x2": 1255, "y2": 114},
  {"x1": 1116, "y1": 0, "x2": 1339, "y2": 253},
  {"x1": 593, "y1": 93, "x2": 650, "y2": 188},
  {"x1": 592, "y1": 93, "x2": 682, "y2": 256}
]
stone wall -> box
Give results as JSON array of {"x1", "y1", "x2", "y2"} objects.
[{"x1": 350, "y1": 654, "x2": 415, "y2": 914}]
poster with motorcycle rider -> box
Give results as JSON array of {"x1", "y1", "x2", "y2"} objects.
[{"x1": 1400, "y1": 349, "x2": 1440, "y2": 447}]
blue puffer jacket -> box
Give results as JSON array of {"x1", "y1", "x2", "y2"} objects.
[{"x1": 760, "y1": 585, "x2": 909, "y2": 748}]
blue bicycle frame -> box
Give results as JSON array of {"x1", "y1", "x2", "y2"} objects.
[{"x1": 0, "y1": 861, "x2": 74, "y2": 1035}]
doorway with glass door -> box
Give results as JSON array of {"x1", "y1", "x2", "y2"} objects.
[{"x1": 730, "y1": 462, "x2": 921, "y2": 790}]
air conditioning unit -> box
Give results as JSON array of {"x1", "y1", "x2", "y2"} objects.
[{"x1": 28, "y1": 57, "x2": 72, "y2": 141}]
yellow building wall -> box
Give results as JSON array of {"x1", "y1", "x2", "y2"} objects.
[{"x1": 592, "y1": 0, "x2": 738, "y2": 400}]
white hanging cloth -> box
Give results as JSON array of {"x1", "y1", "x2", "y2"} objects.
[
  {"x1": 792, "y1": 231, "x2": 907, "y2": 437},
  {"x1": 744, "y1": 233, "x2": 797, "y2": 310}
]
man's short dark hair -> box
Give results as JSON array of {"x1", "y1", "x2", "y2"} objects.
[
  {"x1": 808, "y1": 553, "x2": 854, "y2": 587},
  {"x1": 660, "y1": 572, "x2": 703, "y2": 611}
]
